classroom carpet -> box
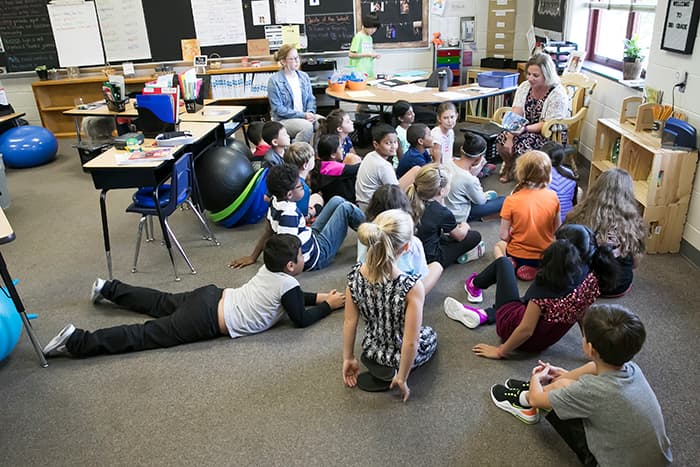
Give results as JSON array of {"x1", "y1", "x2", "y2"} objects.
[{"x1": 0, "y1": 137, "x2": 698, "y2": 466}]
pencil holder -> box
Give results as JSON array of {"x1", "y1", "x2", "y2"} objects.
[
  {"x1": 106, "y1": 98, "x2": 128, "y2": 112},
  {"x1": 184, "y1": 99, "x2": 199, "y2": 113}
]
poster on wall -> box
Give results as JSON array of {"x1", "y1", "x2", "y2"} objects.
[
  {"x1": 661, "y1": 0, "x2": 700, "y2": 54},
  {"x1": 533, "y1": 0, "x2": 566, "y2": 41}
]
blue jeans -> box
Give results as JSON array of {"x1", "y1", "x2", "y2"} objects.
[
  {"x1": 468, "y1": 196, "x2": 506, "y2": 221},
  {"x1": 311, "y1": 196, "x2": 365, "y2": 270}
]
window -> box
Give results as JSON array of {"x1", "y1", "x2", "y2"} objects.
[{"x1": 586, "y1": 1, "x2": 657, "y2": 70}]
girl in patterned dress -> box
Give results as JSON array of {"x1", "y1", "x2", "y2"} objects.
[
  {"x1": 496, "y1": 53, "x2": 569, "y2": 183},
  {"x1": 343, "y1": 209, "x2": 437, "y2": 401},
  {"x1": 565, "y1": 168, "x2": 646, "y2": 297},
  {"x1": 445, "y1": 224, "x2": 617, "y2": 360}
]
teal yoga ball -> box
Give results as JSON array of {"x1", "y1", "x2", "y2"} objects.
[
  {"x1": 0, "y1": 126, "x2": 58, "y2": 168},
  {"x1": 0, "y1": 286, "x2": 21, "y2": 361}
]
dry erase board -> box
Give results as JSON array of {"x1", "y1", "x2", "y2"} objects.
[
  {"x1": 355, "y1": 0, "x2": 428, "y2": 48},
  {"x1": 0, "y1": 0, "x2": 362, "y2": 74},
  {"x1": 0, "y1": 0, "x2": 59, "y2": 73}
]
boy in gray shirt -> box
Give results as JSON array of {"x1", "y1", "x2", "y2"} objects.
[{"x1": 490, "y1": 304, "x2": 672, "y2": 467}]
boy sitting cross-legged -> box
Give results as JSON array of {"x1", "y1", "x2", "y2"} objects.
[
  {"x1": 490, "y1": 304, "x2": 672, "y2": 466},
  {"x1": 229, "y1": 163, "x2": 365, "y2": 271},
  {"x1": 43, "y1": 234, "x2": 345, "y2": 358},
  {"x1": 395, "y1": 123, "x2": 433, "y2": 178},
  {"x1": 355, "y1": 123, "x2": 420, "y2": 211},
  {"x1": 261, "y1": 121, "x2": 291, "y2": 169}
]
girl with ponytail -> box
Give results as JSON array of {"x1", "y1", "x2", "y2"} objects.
[{"x1": 343, "y1": 209, "x2": 437, "y2": 401}]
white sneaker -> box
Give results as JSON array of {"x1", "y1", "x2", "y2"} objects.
[
  {"x1": 90, "y1": 278, "x2": 106, "y2": 304},
  {"x1": 458, "y1": 240, "x2": 486, "y2": 264},
  {"x1": 43, "y1": 324, "x2": 76, "y2": 357},
  {"x1": 443, "y1": 297, "x2": 487, "y2": 329}
]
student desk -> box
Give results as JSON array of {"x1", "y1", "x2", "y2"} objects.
[
  {"x1": 0, "y1": 112, "x2": 26, "y2": 125},
  {"x1": 179, "y1": 105, "x2": 247, "y2": 145},
  {"x1": 63, "y1": 101, "x2": 138, "y2": 143},
  {"x1": 325, "y1": 84, "x2": 517, "y2": 114},
  {"x1": 83, "y1": 121, "x2": 218, "y2": 280},
  {"x1": 0, "y1": 208, "x2": 48, "y2": 367}
]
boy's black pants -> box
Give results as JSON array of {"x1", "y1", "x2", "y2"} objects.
[
  {"x1": 546, "y1": 410, "x2": 597, "y2": 467},
  {"x1": 66, "y1": 280, "x2": 223, "y2": 357}
]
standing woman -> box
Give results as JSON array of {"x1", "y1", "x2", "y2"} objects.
[
  {"x1": 267, "y1": 45, "x2": 320, "y2": 143},
  {"x1": 496, "y1": 53, "x2": 569, "y2": 183}
]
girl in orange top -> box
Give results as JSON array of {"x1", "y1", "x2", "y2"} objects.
[{"x1": 497, "y1": 150, "x2": 560, "y2": 281}]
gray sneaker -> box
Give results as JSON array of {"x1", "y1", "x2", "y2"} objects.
[
  {"x1": 90, "y1": 278, "x2": 106, "y2": 304},
  {"x1": 43, "y1": 324, "x2": 76, "y2": 357}
]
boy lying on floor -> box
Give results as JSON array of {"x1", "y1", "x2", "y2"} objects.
[{"x1": 43, "y1": 234, "x2": 344, "y2": 358}]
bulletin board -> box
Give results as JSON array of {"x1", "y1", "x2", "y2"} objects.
[{"x1": 355, "y1": 0, "x2": 428, "y2": 48}]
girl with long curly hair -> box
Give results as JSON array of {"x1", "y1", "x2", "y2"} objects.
[{"x1": 565, "y1": 168, "x2": 646, "y2": 296}]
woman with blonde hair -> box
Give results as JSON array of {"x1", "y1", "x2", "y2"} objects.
[
  {"x1": 343, "y1": 209, "x2": 437, "y2": 401},
  {"x1": 407, "y1": 163, "x2": 484, "y2": 268},
  {"x1": 267, "y1": 44, "x2": 320, "y2": 143},
  {"x1": 496, "y1": 53, "x2": 569, "y2": 182},
  {"x1": 566, "y1": 168, "x2": 645, "y2": 296}
]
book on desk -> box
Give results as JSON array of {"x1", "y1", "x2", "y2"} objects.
[{"x1": 115, "y1": 147, "x2": 174, "y2": 165}]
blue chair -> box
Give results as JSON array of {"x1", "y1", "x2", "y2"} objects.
[{"x1": 126, "y1": 153, "x2": 220, "y2": 281}]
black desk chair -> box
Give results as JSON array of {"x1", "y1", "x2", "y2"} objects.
[{"x1": 126, "y1": 153, "x2": 219, "y2": 281}]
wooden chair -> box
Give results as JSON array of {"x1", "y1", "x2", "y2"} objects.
[
  {"x1": 489, "y1": 72, "x2": 598, "y2": 177},
  {"x1": 541, "y1": 72, "x2": 597, "y2": 177}
]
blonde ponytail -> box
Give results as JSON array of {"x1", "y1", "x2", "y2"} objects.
[
  {"x1": 358, "y1": 209, "x2": 414, "y2": 283},
  {"x1": 406, "y1": 163, "x2": 450, "y2": 223}
]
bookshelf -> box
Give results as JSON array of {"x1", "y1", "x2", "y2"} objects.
[{"x1": 589, "y1": 118, "x2": 698, "y2": 253}]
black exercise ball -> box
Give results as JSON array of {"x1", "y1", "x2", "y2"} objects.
[{"x1": 195, "y1": 145, "x2": 254, "y2": 213}]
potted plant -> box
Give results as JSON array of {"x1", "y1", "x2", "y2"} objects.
[
  {"x1": 622, "y1": 35, "x2": 644, "y2": 80},
  {"x1": 35, "y1": 65, "x2": 48, "y2": 81}
]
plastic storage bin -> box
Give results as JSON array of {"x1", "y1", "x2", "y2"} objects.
[{"x1": 477, "y1": 71, "x2": 519, "y2": 89}]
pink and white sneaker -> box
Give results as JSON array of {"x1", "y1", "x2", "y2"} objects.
[
  {"x1": 444, "y1": 297, "x2": 488, "y2": 329},
  {"x1": 464, "y1": 272, "x2": 483, "y2": 303}
]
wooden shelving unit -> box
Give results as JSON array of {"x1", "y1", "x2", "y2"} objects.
[
  {"x1": 589, "y1": 118, "x2": 698, "y2": 253},
  {"x1": 32, "y1": 76, "x2": 152, "y2": 137},
  {"x1": 31, "y1": 64, "x2": 281, "y2": 138}
]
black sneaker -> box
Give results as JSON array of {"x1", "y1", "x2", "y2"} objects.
[
  {"x1": 361, "y1": 353, "x2": 396, "y2": 382},
  {"x1": 490, "y1": 384, "x2": 539, "y2": 424},
  {"x1": 505, "y1": 378, "x2": 530, "y2": 391}
]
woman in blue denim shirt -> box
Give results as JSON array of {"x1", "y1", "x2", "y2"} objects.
[{"x1": 267, "y1": 45, "x2": 320, "y2": 144}]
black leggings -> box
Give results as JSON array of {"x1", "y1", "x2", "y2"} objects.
[
  {"x1": 472, "y1": 256, "x2": 520, "y2": 324},
  {"x1": 66, "y1": 280, "x2": 224, "y2": 357},
  {"x1": 439, "y1": 230, "x2": 482, "y2": 268},
  {"x1": 546, "y1": 410, "x2": 597, "y2": 466}
]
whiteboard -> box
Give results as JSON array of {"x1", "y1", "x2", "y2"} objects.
[
  {"x1": 95, "y1": 0, "x2": 151, "y2": 62},
  {"x1": 47, "y1": 2, "x2": 105, "y2": 67},
  {"x1": 191, "y1": 0, "x2": 246, "y2": 46}
]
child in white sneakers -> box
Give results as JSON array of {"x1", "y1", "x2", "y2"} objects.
[
  {"x1": 490, "y1": 304, "x2": 672, "y2": 466},
  {"x1": 444, "y1": 224, "x2": 616, "y2": 359},
  {"x1": 43, "y1": 234, "x2": 344, "y2": 358}
]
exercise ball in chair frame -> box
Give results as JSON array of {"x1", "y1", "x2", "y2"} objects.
[{"x1": 194, "y1": 145, "x2": 255, "y2": 213}]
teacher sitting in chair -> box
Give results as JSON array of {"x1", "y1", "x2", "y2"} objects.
[
  {"x1": 495, "y1": 53, "x2": 569, "y2": 183},
  {"x1": 267, "y1": 44, "x2": 320, "y2": 144}
]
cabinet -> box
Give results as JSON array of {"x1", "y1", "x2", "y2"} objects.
[
  {"x1": 435, "y1": 47, "x2": 461, "y2": 86},
  {"x1": 589, "y1": 118, "x2": 698, "y2": 253}
]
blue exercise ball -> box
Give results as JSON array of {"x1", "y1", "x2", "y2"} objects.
[
  {"x1": 0, "y1": 126, "x2": 58, "y2": 168},
  {"x1": 195, "y1": 145, "x2": 254, "y2": 213},
  {"x1": 0, "y1": 287, "x2": 22, "y2": 361}
]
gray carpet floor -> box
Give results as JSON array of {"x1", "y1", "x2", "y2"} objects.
[{"x1": 0, "y1": 138, "x2": 698, "y2": 466}]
